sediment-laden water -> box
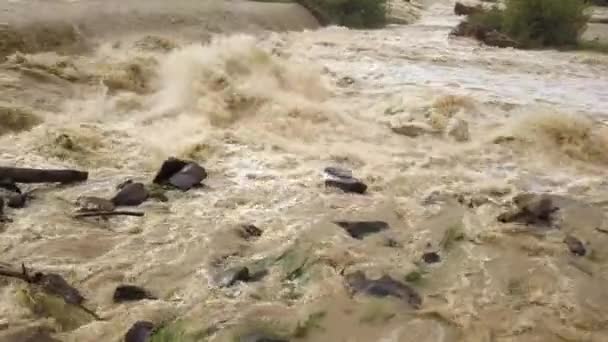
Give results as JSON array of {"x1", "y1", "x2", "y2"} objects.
[{"x1": 1, "y1": 0, "x2": 608, "y2": 341}]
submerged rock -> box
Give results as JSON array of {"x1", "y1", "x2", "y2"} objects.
[
  {"x1": 422, "y1": 252, "x2": 441, "y2": 264},
  {"x1": 564, "y1": 235, "x2": 586, "y2": 256},
  {"x1": 334, "y1": 221, "x2": 389, "y2": 239},
  {"x1": 113, "y1": 285, "x2": 156, "y2": 303},
  {"x1": 323, "y1": 167, "x2": 367, "y2": 194},
  {"x1": 497, "y1": 193, "x2": 559, "y2": 226},
  {"x1": 215, "y1": 267, "x2": 253, "y2": 287},
  {"x1": 391, "y1": 122, "x2": 434, "y2": 137},
  {"x1": 237, "y1": 224, "x2": 263, "y2": 240},
  {"x1": 32, "y1": 273, "x2": 84, "y2": 305},
  {"x1": 7, "y1": 193, "x2": 27, "y2": 208},
  {"x1": 124, "y1": 321, "x2": 155, "y2": 342},
  {"x1": 111, "y1": 182, "x2": 149, "y2": 206},
  {"x1": 345, "y1": 271, "x2": 422, "y2": 308},
  {"x1": 153, "y1": 157, "x2": 207, "y2": 191},
  {"x1": 75, "y1": 196, "x2": 116, "y2": 212},
  {"x1": 446, "y1": 118, "x2": 470, "y2": 142}
]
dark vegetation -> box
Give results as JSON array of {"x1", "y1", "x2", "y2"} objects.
[
  {"x1": 294, "y1": 0, "x2": 388, "y2": 28},
  {"x1": 453, "y1": 0, "x2": 608, "y2": 52}
]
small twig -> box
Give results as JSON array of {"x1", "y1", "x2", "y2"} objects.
[
  {"x1": 595, "y1": 227, "x2": 608, "y2": 235},
  {"x1": 73, "y1": 211, "x2": 144, "y2": 218}
]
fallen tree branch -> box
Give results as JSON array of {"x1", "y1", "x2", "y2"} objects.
[
  {"x1": 0, "y1": 167, "x2": 88, "y2": 184},
  {"x1": 73, "y1": 211, "x2": 145, "y2": 218}
]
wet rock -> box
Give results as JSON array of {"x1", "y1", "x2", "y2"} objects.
[
  {"x1": 323, "y1": 167, "x2": 367, "y2": 194},
  {"x1": 422, "y1": 252, "x2": 441, "y2": 264},
  {"x1": 446, "y1": 118, "x2": 470, "y2": 142},
  {"x1": 75, "y1": 196, "x2": 115, "y2": 212},
  {"x1": 564, "y1": 235, "x2": 586, "y2": 256},
  {"x1": 334, "y1": 221, "x2": 389, "y2": 239},
  {"x1": 113, "y1": 285, "x2": 157, "y2": 303},
  {"x1": 153, "y1": 157, "x2": 207, "y2": 191},
  {"x1": 391, "y1": 122, "x2": 434, "y2": 137},
  {"x1": 454, "y1": 2, "x2": 482, "y2": 16},
  {"x1": 237, "y1": 224, "x2": 263, "y2": 240},
  {"x1": 111, "y1": 182, "x2": 149, "y2": 206},
  {"x1": 451, "y1": 22, "x2": 518, "y2": 48},
  {"x1": 7, "y1": 193, "x2": 27, "y2": 208},
  {"x1": 497, "y1": 193, "x2": 559, "y2": 226},
  {"x1": 239, "y1": 332, "x2": 289, "y2": 342},
  {"x1": 215, "y1": 267, "x2": 251, "y2": 287},
  {"x1": 124, "y1": 321, "x2": 155, "y2": 342},
  {"x1": 0, "y1": 178, "x2": 21, "y2": 193},
  {"x1": 345, "y1": 271, "x2": 422, "y2": 308},
  {"x1": 32, "y1": 272, "x2": 84, "y2": 305}
]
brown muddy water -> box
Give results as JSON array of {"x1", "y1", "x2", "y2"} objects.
[{"x1": 1, "y1": 0, "x2": 608, "y2": 341}]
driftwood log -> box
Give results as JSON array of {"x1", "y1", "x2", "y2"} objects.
[
  {"x1": 0, "y1": 167, "x2": 88, "y2": 184},
  {"x1": 73, "y1": 211, "x2": 145, "y2": 219}
]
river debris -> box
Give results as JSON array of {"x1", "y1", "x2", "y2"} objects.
[
  {"x1": 113, "y1": 285, "x2": 157, "y2": 303},
  {"x1": 153, "y1": 157, "x2": 207, "y2": 191},
  {"x1": 564, "y1": 235, "x2": 586, "y2": 256},
  {"x1": 214, "y1": 265, "x2": 268, "y2": 288},
  {"x1": 73, "y1": 210, "x2": 144, "y2": 219},
  {"x1": 344, "y1": 271, "x2": 422, "y2": 308},
  {"x1": 0, "y1": 166, "x2": 88, "y2": 184},
  {"x1": 124, "y1": 321, "x2": 155, "y2": 342},
  {"x1": 0, "y1": 263, "x2": 101, "y2": 320},
  {"x1": 323, "y1": 166, "x2": 367, "y2": 194},
  {"x1": 497, "y1": 193, "x2": 559, "y2": 227},
  {"x1": 237, "y1": 224, "x2": 264, "y2": 240},
  {"x1": 111, "y1": 181, "x2": 149, "y2": 206},
  {"x1": 334, "y1": 221, "x2": 389, "y2": 239}
]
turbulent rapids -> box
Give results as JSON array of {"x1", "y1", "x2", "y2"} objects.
[{"x1": 1, "y1": 0, "x2": 608, "y2": 341}]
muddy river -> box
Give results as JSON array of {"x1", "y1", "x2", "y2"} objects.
[{"x1": 1, "y1": 0, "x2": 608, "y2": 341}]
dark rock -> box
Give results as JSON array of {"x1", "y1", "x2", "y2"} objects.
[
  {"x1": 32, "y1": 273, "x2": 84, "y2": 305},
  {"x1": 238, "y1": 224, "x2": 263, "y2": 240},
  {"x1": 334, "y1": 221, "x2": 389, "y2": 239},
  {"x1": 153, "y1": 157, "x2": 207, "y2": 191},
  {"x1": 0, "y1": 178, "x2": 21, "y2": 193},
  {"x1": 7, "y1": 193, "x2": 27, "y2": 208},
  {"x1": 345, "y1": 271, "x2": 422, "y2": 308},
  {"x1": 497, "y1": 193, "x2": 559, "y2": 226},
  {"x1": 483, "y1": 30, "x2": 519, "y2": 48},
  {"x1": 153, "y1": 158, "x2": 189, "y2": 184},
  {"x1": 168, "y1": 163, "x2": 207, "y2": 191},
  {"x1": 239, "y1": 333, "x2": 289, "y2": 342},
  {"x1": 564, "y1": 235, "x2": 586, "y2": 256},
  {"x1": 215, "y1": 267, "x2": 251, "y2": 287},
  {"x1": 323, "y1": 167, "x2": 367, "y2": 194},
  {"x1": 75, "y1": 196, "x2": 116, "y2": 212},
  {"x1": 422, "y1": 252, "x2": 441, "y2": 264},
  {"x1": 124, "y1": 321, "x2": 155, "y2": 342},
  {"x1": 454, "y1": 2, "x2": 482, "y2": 16},
  {"x1": 325, "y1": 179, "x2": 368, "y2": 194},
  {"x1": 113, "y1": 285, "x2": 157, "y2": 303},
  {"x1": 111, "y1": 182, "x2": 149, "y2": 206}
]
